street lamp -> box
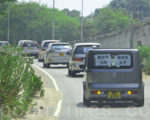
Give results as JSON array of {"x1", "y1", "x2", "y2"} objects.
[
  {"x1": 80, "y1": 0, "x2": 83, "y2": 42},
  {"x1": 52, "y1": 0, "x2": 55, "y2": 40}
]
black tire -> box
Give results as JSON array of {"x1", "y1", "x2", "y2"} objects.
[
  {"x1": 66, "y1": 63, "x2": 69, "y2": 68},
  {"x1": 136, "y1": 99, "x2": 144, "y2": 107},
  {"x1": 38, "y1": 59, "x2": 41, "y2": 62},
  {"x1": 43, "y1": 63, "x2": 46, "y2": 68},
  {"x1": 71, "y1": 71, "x2": 76, "y2": 77},
  {"x1": 68, "y1": 69, "x2": 71, "y2": 76},
  {"x1": 45, "y1": 63, "x2": 50, "y2": 68},
  {"x1": 83, "y1": 95, "x2": 91, "y2": 107},
  {"x1": 38, "y1": 59, "x2": 43, "y2": 62}
]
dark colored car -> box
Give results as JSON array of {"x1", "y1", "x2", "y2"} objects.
[{"x1": 83, "y1": 49, "x2": 144, "y2": 107}]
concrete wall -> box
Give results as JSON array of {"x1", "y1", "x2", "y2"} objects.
[{"x1": 85, "y1": 23, "x2": 150, "y2": 48}]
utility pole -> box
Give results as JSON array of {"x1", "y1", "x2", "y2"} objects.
[
  {"x1": 80, "y1": 0, "x2": 83, "y2": 42},
  {"x1": 52, "y1": 0, "x2": 55, "y2": 40},
  {"x1": 130, "y1": 0, "x2": 134, "y2": 48},
  {"x1": 26, "y1": 3, "x2": 29, "y2": 40},
  {"x1": 7, "y1": 1, "x2": 10, "y2": 43}
]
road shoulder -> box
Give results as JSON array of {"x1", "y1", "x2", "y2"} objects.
[{"x1": 16, "y1": 65, "x2": 62, "y2": 120}]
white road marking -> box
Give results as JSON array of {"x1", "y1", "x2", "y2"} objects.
[
  {"x1": 32, "y1": 64, "x2": 62, "y2": 117},
  {"x1": 32, "y1": 65, "x2": 60, "y2": 91},
  {"x1": 54, "y1": 100, "x2": 62, "y2": 116}
]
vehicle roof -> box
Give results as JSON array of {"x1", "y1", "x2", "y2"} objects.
[
  {"x1": 18, "y1": 40, "x2": 34, "y2": 42},
  {"x1": 74, "y1": 42, "x2": 101, "y2": 46},
  {"x1": 89, "y1": 49, "x2": 138, "y2": 53},
  {"x1": 42, "y1": 40, "x2": 60, "y2": 43},
  {"x1": 50, "y1": 43, "x2": 70, "y2": 45}
]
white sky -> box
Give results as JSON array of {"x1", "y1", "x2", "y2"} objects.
[{"x1": 18, "y1": 0, "x2": 112, "y2": 16}]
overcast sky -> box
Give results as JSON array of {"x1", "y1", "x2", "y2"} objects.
[{"x1": 18, "y1": 0, "x2": 112, "y2": 16}]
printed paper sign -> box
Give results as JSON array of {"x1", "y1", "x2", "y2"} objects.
[
  {"x1": 94, "y1": 54, "x2": 112, "y2": 66},
  {"x1": 114, "y1": 54, "x2": 131, "y2": 67}
]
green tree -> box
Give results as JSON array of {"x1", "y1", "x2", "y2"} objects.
[
  {"x1": 95, "y1": 7, "x2": 130, "y2": 34},
  {"x1": 0, "y1": 2, "x2": 80, "y2": 44},
  {"x1": 62, "y1": 8, "x2": 80, "y2": 17},
  {"x1": 0, "y1": 0, "x2": 16, "y2": 3},
  {"x1": 109, "y1": 0, "x2": 150, "y2": 20}
]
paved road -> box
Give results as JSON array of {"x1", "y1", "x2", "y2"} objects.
[{"x1": 34, "y1": 60, "x2": 150, "y2": 120}]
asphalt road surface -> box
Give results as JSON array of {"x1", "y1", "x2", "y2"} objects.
[{"x1": 34, "y1": 60, "x2": 150, "y2": 120}]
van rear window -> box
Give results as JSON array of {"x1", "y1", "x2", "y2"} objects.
[{"x1": 91, "y1": 53, "x2": 133, "y2": 69}]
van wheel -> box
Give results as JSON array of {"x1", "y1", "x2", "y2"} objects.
[
  {"x1": 83, "y1": 95, "x2": 91, "y2": 107},
  {"x1": 136, "y1": 99, "x2": 144, "y2": 107}
]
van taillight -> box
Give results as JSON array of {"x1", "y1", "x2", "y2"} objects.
[
  {"x1": 72, "y1": 57, "x2": 83, "y2": 61},
  {"x1": 128, "y1": 91, "x2": 138, "y2": 95},
  {"x1": 91, "y1": 91, "x2": 102, "y2": 95}
]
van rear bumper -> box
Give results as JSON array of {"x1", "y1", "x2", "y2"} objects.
[
  {"x1": 89, "y1": 83, "x2": 140, "y2": 89},
  {"x1": 84, "y1": 82, "x2": 144, "y2": 102},
  {"x1": 87, "y1": 97, "x2": 142, "y2": 103}
]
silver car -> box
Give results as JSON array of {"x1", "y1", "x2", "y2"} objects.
[
  {"x1": 83, "y1": 49, "x2": 144, "y2": 107},
  {"x1": 43, "y1": 43, "x2": 72, "y2": 68},
  {"x1": 18, "y1": 40, "x2": 40, "y2": 57},
  {"x1": 38, "y1": 40, "x2": 61, "y2": 61},
  {"x1": 0, "y1": 41, "x2": 9, "y2": 48},
  {"x1": 68, "y1": 43, "x2": 101, "y2": 77},
  {"x1": 0, "y1": 41, "x2": 9, "y2": 52}
]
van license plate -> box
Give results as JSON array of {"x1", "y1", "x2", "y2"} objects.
[
  {"x1": 28, "y1": 48, "x2": 33, "y2": 50},
  {"x1": 59, "y1": 53, "x2": 64, "y2": 56},
  {"x1": 108, "y1": 91, "x2": 121, "y2": 99}
]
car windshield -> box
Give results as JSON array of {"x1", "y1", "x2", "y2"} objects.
[
  {"x1": 51, "y1": 44, "x2": 71, "y2": 51},
  {"x1": 43, "y1": 42, "x2": 55, "y2": 48},
  {"x1": 89, "y1": 53, "x2": 133, "y2": 69},
  {"x1": 0, "y1": 42, "x2": 8, "y2": 46},
  {"x1": 74, "y1": 45, "x2": 100, "y2": 54},
  {"x1": 23, "y1": 42, "x2": 38, "y2": 47}
]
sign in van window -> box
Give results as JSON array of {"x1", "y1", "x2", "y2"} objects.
[
  {"x1": 94, "y1": 54, "x2": 112, "y2": 67},
  {"x1": 114, "y1": 54, "x2": 131, "y2": 67},
  {"x1": 94, "y1": 54, "x2": 132, "y2": 68}
]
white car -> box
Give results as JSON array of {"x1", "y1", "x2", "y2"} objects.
[
  {"x1": 68, "y1": 43, "x2": 101, "y2": 77},
  {"x1": 38, "y1": 40, "x2": 60, "y2": 61},
  {"x1": 18, "y1": 40, "x2": 40, "y2": 57},
  {"x1": 43, "y1": 43, "x2": 72, "y2": 68}
]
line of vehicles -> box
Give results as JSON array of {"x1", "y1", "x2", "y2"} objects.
[{"x1": 0, "y1": 40, "x2": 144, "y2": 107}]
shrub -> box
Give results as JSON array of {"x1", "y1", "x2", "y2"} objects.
[
  {"x1": 0, "y1": 46, "x2": 44, "y2": 118},
  {"x1": 144, "y1": 56, "x2": 150, "y2": 75},
  {"x1": 138, "y1": 46, "x2": 150, "y2": 74}
]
